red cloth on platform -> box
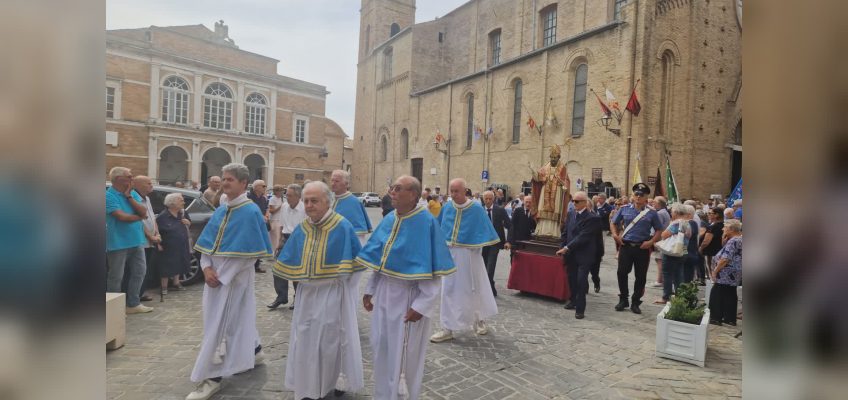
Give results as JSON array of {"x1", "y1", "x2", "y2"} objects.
[{"x1": 507, "y1": 251, "x2": 570, "y2": 301}]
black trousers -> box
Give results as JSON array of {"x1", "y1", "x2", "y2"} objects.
[
  {"x1": 272, "y1": 234, "x2": 297, "y2": 302},
  {"x1": 617, "y1": 244, "x2": 651, "y2": 304},
  {"x1": 590, "y1": 259, "x2": 601, "y2": 287},
  {"x1": 481, "y1": 245, "x2": 500, "y2": 295},
  {"x1": 709, "y1": 283, "x2": 738, "y2": 323},
  {"x1": 567, "y1": 261, "x2": 591, "y2": 313}
]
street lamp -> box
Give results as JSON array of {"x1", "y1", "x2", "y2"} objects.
[
  {"x1": 598, "y1": 115, "x2": 621, "y2": 135},
  {"x1": 433, "y1": 137, "x2": 450, "y2": 154}
]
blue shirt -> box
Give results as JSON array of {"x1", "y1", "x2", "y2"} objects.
[
  {"x1": 105, "y1": 187, "x2": 146, "y2": 252},
  {"x1": 612, "y1": 204, "x2": 663, "y2": 242}
]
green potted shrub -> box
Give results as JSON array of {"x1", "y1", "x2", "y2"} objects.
[{"x1": 655, "y1": 282, "x2": 711, "y2": 366}]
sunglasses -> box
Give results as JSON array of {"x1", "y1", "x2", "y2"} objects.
[{"x1": 572, "y1": 199, "x2": 586, "y2": 203}]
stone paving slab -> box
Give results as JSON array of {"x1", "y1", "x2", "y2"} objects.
[{"x1": 107, "y1": 208, "x2": 742, "y2": 399}]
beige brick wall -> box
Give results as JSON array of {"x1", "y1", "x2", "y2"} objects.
[
  {"x1": 353, "y1": 0, "x2": 742, "y2": 199},
  {"x1": 152, "y1": 29, "x2": 277, "y2": 76}
]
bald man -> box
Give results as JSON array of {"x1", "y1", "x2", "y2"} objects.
[
  {"x1": 431, "y1": 178, "x2": 500, "y2": 342},
  {"x1": 556, "y1": 191, "x2": 602, "y2": 319},
  {"x1": 247, "y1": 179, "x2": 270, "y2": 273},
  {"x1": 130, "y1": 175, "x2": 160, "y2": 301}
]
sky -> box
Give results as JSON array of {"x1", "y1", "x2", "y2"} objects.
[{"x1": 106, "y1": 0, "x2": 469, "y2": 138}]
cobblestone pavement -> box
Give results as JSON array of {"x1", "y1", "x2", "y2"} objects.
[{"x1": 107, "y1": 207, "x2": 742, "y2": 400}]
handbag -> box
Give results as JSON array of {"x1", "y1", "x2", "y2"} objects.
[{"x1": 654, "y1": 220, "x2": 687, "y2": 257}]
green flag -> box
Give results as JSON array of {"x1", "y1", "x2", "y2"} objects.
[{"x1": 665, "y1": 156, "x2": 679, "y2": 203}]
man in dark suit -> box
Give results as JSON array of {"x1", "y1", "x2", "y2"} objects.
[
  {"x1": 481, "y1": 190, "x2": 511, "y2": 297},
  {"x1": 508, "y1": 195, "x2": 536, "y2": 247},
  {"x1": 556, "y1": 191, "x2": 603, "y2": 319}
]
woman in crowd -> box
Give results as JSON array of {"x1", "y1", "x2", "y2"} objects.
[
  {"x1": 699, "y1": 206, "x2": 725, "y2": 274},
  {"x1": 427, "y1": 193, "x2": 442, "y2": 217},
  {"x1": 654, "y1": 203, "x2": 692, "y2": 304},
  {"x1": 155, "y1": 193, "x2": 192, "y2": 295},
  {"x1": 709, "y1": 219, "x2": 742, "y2": 325},
  {"x1": 683, "y1": 205, "x2": 701, "y2": 284}
]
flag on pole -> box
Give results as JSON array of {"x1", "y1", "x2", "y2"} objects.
[
  {"x1": 626, "y1": 80, "x2": 642, "y2": 116},
  {"x1": 473, "y1": 124, "x2": 482, "y2": 141},
  {"x1": 632, "y1": 153, "x2": 643, "y2": 185},
  {"x1": 592, "y1": 89, "x2": 612, "y2": 117},
  {"x1": 727, "y1": 179, "x2": 743, "y2": 207},
  {"x1": 665, "y1": 156, "x2": 679, "y2": 203},
  {"x1": 605, "y1": 88, "x2": 623, "y2": 122},
  {"x1": 434, "y1": 128, "x2": 444, "y2": 143},
  {"x1": 527, "y1": 116, "x2": 536, "y2": 130},
  {"x1": 653, "y1": 166, "x2": 665, "y2": 197},
  {"x1": 486, "y1": 126, "x2": 493, "y2": 139}
]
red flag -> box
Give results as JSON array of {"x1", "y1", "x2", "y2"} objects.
[
  {"x1": 626, "y1": 87, "x2": 641, "y2": 116},
  {"x1": 592, "y1": 90, "x2": 612, "y2": 117},
  {"x1": 527, "y1": 116, "x2": 536, "y2": 130}
]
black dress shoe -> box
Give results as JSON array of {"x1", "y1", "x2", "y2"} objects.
[
  {"x1": 267, "y1": 300, "x2": 287, "y2": 309},
  {"x1": 575, "y1": 313, "x2": 585, "y2": 319},
  {"x1": 709, "y1": 319, "x2": 723, "y2": 326},
  {"x1": 334, "y1": 389, "x2": 345, "y2": 396},
  {"x1": 615, "y1": 298, "x2": 629, "y2": 311},
  {"x1": 564, "y1": 301, "x2": 576, "y2": 310},
  {"x1": 140, "y1": 294, "x2": 154, "y2": 302},
  {"x1": 630, "y1": 304, "x2": 642, "y2": 314}
]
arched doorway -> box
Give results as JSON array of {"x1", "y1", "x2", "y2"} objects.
[
  {"x1": 158, "y1": 146, "x2": 188, "y2": 186},
  {"x1": 201, "y1": 147, "x2": 232, "y2": 184},
  {"x1": 244, "y1": 153, "x2": 265, "y2": 182},
  {"x1": 730, "y1": 120, "x2": 742, "y2": 192}
]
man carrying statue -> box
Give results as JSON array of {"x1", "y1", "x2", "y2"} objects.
[{"x1": 529, "y1": 144, "x2": 571, "y2": 238}]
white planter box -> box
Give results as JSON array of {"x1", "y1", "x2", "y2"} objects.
[
  {"x1": 656, "y1": 303, "x2": 709, "y2": 367},
  {"x1": 705, "y1": 280, "x2": 713, "y2": 304}
]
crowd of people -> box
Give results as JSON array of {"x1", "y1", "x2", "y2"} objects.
[{"x1": 106, "y1": 163, "x2": 742, "y2": 400}]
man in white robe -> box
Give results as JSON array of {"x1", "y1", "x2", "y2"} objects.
[
  {"x1": 274, "y1": 181, "x2": 365, "y2": 400},
  {"x1": 356, "y1": 175, "x2": 455, "y2": 400},
  {"x1": 186, "y1": 163, "x2": 273, "y2": 400},
  {"x1": 430, "y1": 178, "x2": 500, "y2": 343}
]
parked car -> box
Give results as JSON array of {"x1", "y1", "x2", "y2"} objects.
[
  {"x1": 352, "y1": 192, "x2": 364, "y2": 203},
  {"x1": 363, "y1": 192, "x2": 381, "y2": 207},
  {"x1": 107, "y1": 183, "x2": 214, "y2": 285}
]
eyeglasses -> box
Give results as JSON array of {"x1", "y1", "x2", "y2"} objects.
[
  {"x1": 390, "y1": 185, "x2": 410, "y2": 193},
  {"x1": 633, "y1": 192, "x2": 646, "y2": 197},
  {"x1": 572, "y1": 199, "x2": 586, "y2": 203}
]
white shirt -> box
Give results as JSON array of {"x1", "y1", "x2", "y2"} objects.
[
  {"x1": 269, "y1": 195, "x2": 284, "y2": 223},
  {"x1": 139, "y1": 195, "x2": 157, "y2": 248},
  {"x1": 280, "y1": 200, "x2": 307, "y2": 234}
]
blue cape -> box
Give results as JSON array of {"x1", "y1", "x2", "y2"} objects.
[
  {"x1": 355, "y1": 206, "x2": 455, "y2": 280},
  {"x1": 273, "y1": 212, "x2": 363, "y2": 281},
  {"x1": 438, "y1": 201, "x2": 500, "y2": 247},
  {"x1": 194, "y1": 199, "x2": 273, "y2": 258},
  {"x1": 333, "y1": 192, "x2": 372, "y2": 235}
]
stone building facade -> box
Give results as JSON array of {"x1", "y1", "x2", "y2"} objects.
[
  {"x1": 352, "y1": 0, "x2": 742, "y2": 199},
  {"x1": 106, "y1": 22, "x2": 347, "y2": 188}
]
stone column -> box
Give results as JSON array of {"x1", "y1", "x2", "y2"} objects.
[
  {"x1": 267, "y1": 148, "x2": 276, "y2": 187},
  {"x1": 191, "y1": 140, "x2": 201, "y2": 183},
  {"x1": 235, "y1": 144, "x2": 244, "y2": 164},
  {"x1": 149, "y1": 64, "x2": 160, "y2": 122},
  {"x1": 236, "y1": 82, "x2": 245, "y2": 133},
  {"x1": 148, "y1": 136, "x2": 158, "y2": 181},
  {"x1": 269, "y1": 90, "x2": 277, "y2": 138},
  {"x1": 193, "y1": 75, "x2": 203, "y2": 127}
]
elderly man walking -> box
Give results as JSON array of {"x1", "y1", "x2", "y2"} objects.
[
  {"x1": 268, "y1": 184, "x2": 308, "y2": 310},
  {"x1": 330, "y1": 169, "x2": 372, "y2": 245},
  {"x1": 274, "y1": 181, "x2": 365, "y2": 399},
  {"x1": 557, "y1": 191, "x2": 602, "y2": 319},
  {"x1": 356, "y1": 175, "x2": 455, "y2": 400},
  {"x1": 431, "y1": 178, "x2": 500, "y2": 343},
  {"x1": 203, "y1": 176, "x2": 222, "y2": 207},
  {"x1": 106, "y1": 167, "x2": 153, "y2": 314},
  {"x1": 186, "y1": 163, "x2": 273, "y2": 400},
  {"x1": 480, "y1": 190, "x2": 511, "y2": 297}
]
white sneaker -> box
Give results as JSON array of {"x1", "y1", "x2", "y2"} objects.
[
  {"x1": 475, "y1": 320, "x2": 489, "y2": 335},
  {"x1": 254, "y1": 349, "x2": 265, "y2": 366},
  {"x1": 186, "y1": 379, "x2": 221, "y2": 400},
  {"x1": 126, "y1": 305, "x2": 154, "y2": 314},
  {"x1": 651, "y1": 281, "x2": 663, "y2": 288},
  {"x1": 430, "y1": 329, "x2": 453, "y2": 343}
]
